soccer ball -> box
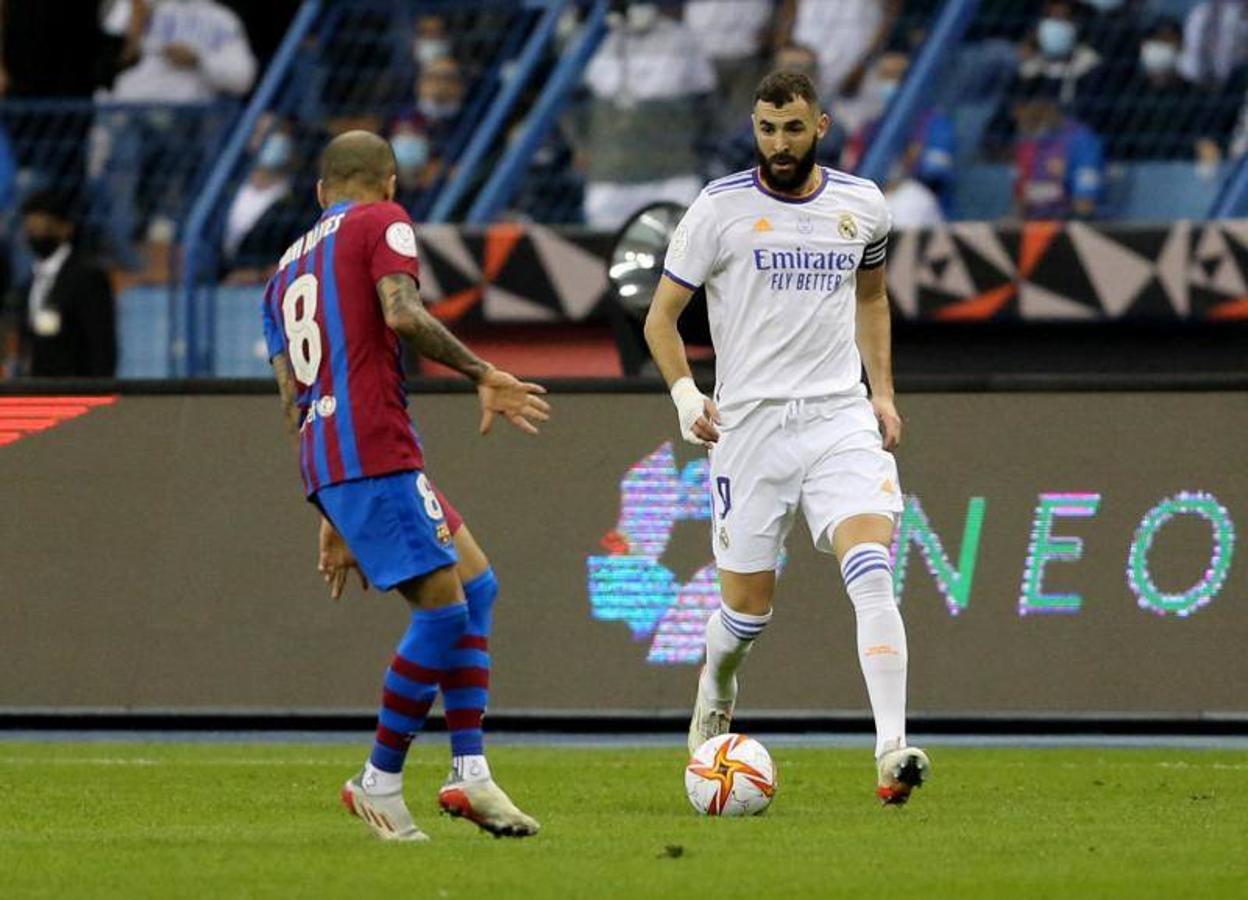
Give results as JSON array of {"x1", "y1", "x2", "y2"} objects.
[{"x1": 684, "y1": 733, "x2": 776, "y2": 816}]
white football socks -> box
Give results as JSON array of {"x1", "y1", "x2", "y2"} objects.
[
  {"x1": 840, "y1": 542, "x2": 908, "y2": 759},
  {"x1": 450, "y1": 754, "x2": 492, "y2": 783},
  {"x1": 362, "y1": 761, "x2": 403, "y2": 795},
  {"x1": 700, "y1": 603, "x2": 773, "y2": 706}
]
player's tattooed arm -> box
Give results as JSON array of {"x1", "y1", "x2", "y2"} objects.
[
  {"x1": 270, "y1": 352, "x2": 302, "y2": 440},
  {"x1": 376, "y1": 273, "x2": 491, "y2": 382}
]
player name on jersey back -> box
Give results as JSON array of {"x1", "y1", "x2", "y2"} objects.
[
  {"x1": 277, "y1": 212, "x2": 347, "y2": 270},
  {"x1": 262, "y1": 201, "x2": 426, "y2": 496}
]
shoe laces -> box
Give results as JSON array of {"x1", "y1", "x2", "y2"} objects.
[{"x1": 703, "y1": 708, "x2": 731, "y2": 736}]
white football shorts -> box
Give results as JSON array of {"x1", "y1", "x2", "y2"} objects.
[{"x1": 707, "y1": 391, "x2": 903, "y2": 573}]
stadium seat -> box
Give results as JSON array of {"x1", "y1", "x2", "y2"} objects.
[
  {"x1": 1116, "y1": 161, "x2": 1228, "y2": 222},
  {"x1": 955, "y1": 163, "x2": 1015, "y2": 222}
]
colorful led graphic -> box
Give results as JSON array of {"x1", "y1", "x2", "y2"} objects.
[
  {"x1": 589, "y1": 448, "x2": 1236, "y2": 663},
  {"x1": 891, "y1": 496, "x2": 986, "y2": 615},
  {"x1": 1019, "y1": 493, "x2": 1102, "y2": 615},
  {"x1": 1127, "y1": 491, "x2": 1235, "y2": 618},
  {"x1": 586, "y1": 442, "x2": 718, "y2": 664}
]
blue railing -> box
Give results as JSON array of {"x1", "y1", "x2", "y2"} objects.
[
  {"x1": 1212, "y1": 155, "x2": 1248, "y2": 218},
  {"x1": 428, "y1": 0, "x2": 573, "y2": 223},
  {"x1": 858, "y1": 0, "x2": 980, "y2": 187},
  {"x1": 176, "y1": 0, "x2": 323, "y2": 377},
  {"x1": 465, "y1": 0, "x2": 609, "y2": 224}
]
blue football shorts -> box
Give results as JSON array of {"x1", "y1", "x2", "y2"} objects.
[{"x1": 314, "y1": 470, "x2": 458, "y2": 591}]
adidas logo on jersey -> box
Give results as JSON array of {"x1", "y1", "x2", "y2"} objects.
[{"x1": 753, "y1": 217, "x2": 773, "y2": 233}]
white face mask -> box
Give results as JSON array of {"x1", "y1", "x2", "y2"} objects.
[
  {"x1": 391, "y1": 133, "x2": 430, "y2": 172},
  {"x1": 415, "y1": 38, "x2": 450, "y2": 68},
  {"x1": 626, "y1": 3, "x2": 661, "y2": 32},
  {"x1": 1140, "y1": 40, "x2": 1178, "y2": 76},
  {"x1": 1037, "y1": 17, "x2": 1077, "y2": 58}
]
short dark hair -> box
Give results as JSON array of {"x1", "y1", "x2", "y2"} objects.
[
  {"x1": 754, "y1": 70, "x2": 819, "y2": 109},
  {"x1": 20, "y1": 189, "x2": 75, "y2": 223},
  {"x1": 319, "y1": 129, "x2": 396, "y2": 189}
]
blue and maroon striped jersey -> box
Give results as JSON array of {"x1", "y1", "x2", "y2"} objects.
[{"x1": 262, "y1": 200, "x2": 425, "y2": 496}]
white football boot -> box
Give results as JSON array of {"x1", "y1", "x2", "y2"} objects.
[
  {"x1": 438, "y1": 776, "x2": 540, "y2": 838},
  {"x1": 687, "y1": 667, "x2": 735, "y2": 756},
  {"x1": 876, "y1": 743, "x2": 931, "y2": 806},
  {"x1": 341, "y1": 772, "x2": 430, "y2": 841}
]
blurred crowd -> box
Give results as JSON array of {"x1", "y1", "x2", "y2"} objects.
[
  {"x1": 564, "y1": 0, "x2": 1248, "y2": 229},
  {"x1": 1, "y1": 0, "x2": 1245, "y2": 377},
  {"x1": 0, "y1": 0, "x2": 297, "y2": 377}
]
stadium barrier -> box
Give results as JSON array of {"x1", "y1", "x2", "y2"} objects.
[
  {"x1": 112, "y1": 215, "x2": 1248, "y2": 377},
  {"x1": 2, "y1": 381, "x2": 1246, "y2": 724}
]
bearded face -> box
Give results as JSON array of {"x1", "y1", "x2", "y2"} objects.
[
  {"x1": 752, "y1": 97, "x2": 827, "y2": 195},
  {"x1": 755, "y1": 137, "x2": 819, "y2": 193}
]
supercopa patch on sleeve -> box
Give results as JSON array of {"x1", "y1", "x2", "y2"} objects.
[
  {"x1": 668, "y1": 222, "x2": 690, "y2": 261},
  {"x1": 385, "y1": 222, "x2": 419, "y2": 258}
]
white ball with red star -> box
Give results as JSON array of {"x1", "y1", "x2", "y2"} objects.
[{"x1": 685, "y1": 733, "x2": 776, "y2": 816}]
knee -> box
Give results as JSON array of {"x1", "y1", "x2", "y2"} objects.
[
  {"x1": 719, "y1": 571, "x2": 776, "y2": 617},
  {"x1": 721, "y1": 590, "x2": 772, "y2": 617}
]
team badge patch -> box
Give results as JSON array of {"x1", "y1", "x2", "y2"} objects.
[
  {"x1": 838, "y1": 213, "x2": 858, "y2": 240},
  {"x1": 436, "y1": 523, "x2": 452, "y2": 545},
  {"x1": 718, "y1": 526, "x2": 730, "y2": 550},
  {"x1": 385, "y1": 221, "x2": 419, "y2": 258},
  {"x1": 317, "y1": 396, "x2": 337, "y2": 419}
]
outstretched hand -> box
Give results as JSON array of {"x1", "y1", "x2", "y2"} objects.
[
  {"x1": 318, "y1": 517, "x2": 368, "y2": 600},
  {"x1": 477, "y1": 368, "x2": 551, "y2": 435}
]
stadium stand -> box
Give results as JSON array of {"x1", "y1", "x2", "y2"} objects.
[{"x1": 0, "y1": 0, "x2": 1244, "y2": 378}]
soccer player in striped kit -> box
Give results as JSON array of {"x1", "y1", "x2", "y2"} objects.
[
  {"x1": 645, "y1": 71, "x2": 930, "y2": 804},
  {"x1": 262, "y1": 131, "x2": 550, "y2": 840}
]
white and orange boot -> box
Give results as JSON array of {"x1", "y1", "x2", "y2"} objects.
[
  {"x1": 438, "y1": 776, "x2": 540, "y2": 838},
  {"x1": 876, "y1": 744, "x2": 931, "y2": 806},
  {"x1": 341, "y1": 772, "x2": 430, "y2": 842}
]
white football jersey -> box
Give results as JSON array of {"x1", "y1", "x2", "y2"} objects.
[{"x1": 662, "y1": 166, "x2": 891, "y2": 416}]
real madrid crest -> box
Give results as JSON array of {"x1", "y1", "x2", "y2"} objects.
[
  {"x1": 718, "y1": 526, "x2": 730, "y2": 550},
  {"x1": 838, "y1": 213, "x2": 858, "y2": 240}
]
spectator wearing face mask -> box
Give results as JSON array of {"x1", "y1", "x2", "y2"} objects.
[
  {"x1": 221, "y1": 118, "x2": 314, "y2": 282},
  {"x1": 412, "y1": 14, "x2": 452, "y2": 70},
  {"x1": 1013, "y1": 77, "x2": 1104, "y2": 220},
  {"x1": 384, "y1": 55, "x2": 466, "y2": 213},
  {"x1": 2, "y1": 190, "x2": 116, "y2": 378},
  {"x1": 841, "y1": 47, "x2": 957, "y2": 213},
  {"x1": 388, "y1": 119, "x2": 434, "y2": 212},
  {"x1": 414, "y1": 55, "x2": 466, "y2": 138},
  {"x1": 984, "y1": 2, "x2": 1100, "y2": 157},
  {"x1": 1098, "y1": 18, "x2": 1242, "y2": 163}
]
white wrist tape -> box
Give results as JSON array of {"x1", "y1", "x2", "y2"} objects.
[{"x1": 670, "y1": 377, "x2": 708, "y2": 446}]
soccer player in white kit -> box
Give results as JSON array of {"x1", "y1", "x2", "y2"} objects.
[{"x1": 644, "y1": 70, "x2": 930, "y2": 804}]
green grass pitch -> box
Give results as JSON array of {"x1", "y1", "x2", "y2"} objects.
[{"x1": 2, "y1": 740, "x2": 1246, "y2": 899}]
